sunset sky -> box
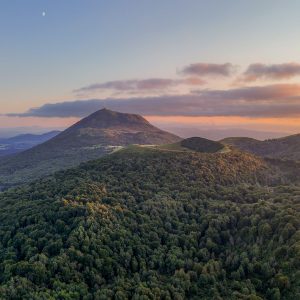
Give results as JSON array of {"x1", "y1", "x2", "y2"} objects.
[{"x1": 1, "y1": 1, "x2": 300, "y2": 138}]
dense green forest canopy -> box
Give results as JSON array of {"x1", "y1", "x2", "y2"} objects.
[
  {"x1": 181, "y1": 137, "x2": 225, "y2": 153},
  {"x1": 0, "y1": 147, "x2": 299, "y2": 299}
]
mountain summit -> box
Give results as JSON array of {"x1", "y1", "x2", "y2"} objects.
[
  {"x1": 51, "y1": 108, "x2": 180, "y2": 147},
  {"x1": 0, "y1": 109, "x2": 180, "y2": 187},
  {"x1": 72, "y1": 108, "x2": 153, "y2": 129}
]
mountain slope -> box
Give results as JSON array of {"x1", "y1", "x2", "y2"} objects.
[
  {"x1": 49, "y1": 108, "x2": 180, "y2": 148},
  {"x1": 221, "y1": 134, "x2": 300, "y2": 160},
  {"x1": 0, "y1": 109, "x2": 180, "y2": 188},
  {"x1": 0, "y1": 131, "x2": 60, "y2": 157},
  {"x1": 0, "y1": 147, "x2": 298, "y2": 299}
]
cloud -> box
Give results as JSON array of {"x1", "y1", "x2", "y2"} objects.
[
  {"x1": 74, "y1": 77, "x2": 206, "y2": 95},
  {"x1": 241, "y1": 63, "x2": 300, "y2": 82},
  {"x1": 193, "y1": 83, "x2": 300, "y2": 101},
  {"x1": 74, "y1": 63, "x2": 236, "y2": 97},
  {"x1": 7, "y1": 84, "x2": 300, "y2": 119},
  {"x1": 182, "y1": 77, "x2": 207, "y2": 85},
  {"x1": 180, "y1": 63, "x2": 235, "y2": 77},
  {"x1": 7, "y1": 99, "x2": 104, "y2": 118}
]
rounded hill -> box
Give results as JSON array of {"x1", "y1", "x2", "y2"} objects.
[{"x1": 180, "y1": 137, "x2": 225, "y2": 153}]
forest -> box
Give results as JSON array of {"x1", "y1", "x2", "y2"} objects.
[{"x1": 0, "y1": 147, "x2": 299, "y2": 299}]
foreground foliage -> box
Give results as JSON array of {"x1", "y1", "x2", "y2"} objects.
[{"x1": 0, "y1": 148, "x2": 299, "y2": 299}]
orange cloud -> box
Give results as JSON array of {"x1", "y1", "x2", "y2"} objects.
[
  {"x1": 182, "y1": 77, "x2": 207, "y2": 85},
  {"x1": 6, "y1": 83, "x2": 300, "y2": 120}
]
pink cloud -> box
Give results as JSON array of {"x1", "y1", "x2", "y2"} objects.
[
  {"x1": 9, "y1": 83, "x2": 300, "y2": 119},
  {"x1": 74, "y1": 77, "x2": 206, "y2": 96},
  {"x1": 180, "y1": 63, "x2": 235, "y2": 77},
  {"x1": 241, "y1": 62, "x2": 300, "y2": 82}
]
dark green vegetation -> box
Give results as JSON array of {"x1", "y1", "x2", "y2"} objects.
[
  {"x1": 0, "y1": 131, "x2": 60, "y2": 157},
  {"x1": 0, "y1": 146, "x2": 299, "y2": 299},
  {"x1": 156, "y1": 137, "x2": 226, "y2": 154},
  {"x1": 221, "y1": 134, "x2": 300, "y2": 160},
  {"x1": 181, "y1": 137, "x2": 225, "y2": 153},
  {"x1": 0, "y1": 109, "x2": 180, "y2": 189}
]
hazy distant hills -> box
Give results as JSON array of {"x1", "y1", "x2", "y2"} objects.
[
  {"x1": 221, "y1": 134, "x2": 300, "y2": 160},
  {"x1": 0, "y1": 127, "x2": 64, "y2": 139},
  {"x1": 0, "y1": 109, "x2": 180, "y2": 188},
  {"x1": 0, "y1": 131, "x2": 60, "y2": 157}
]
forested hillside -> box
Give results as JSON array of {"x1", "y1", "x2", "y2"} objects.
[
  {"x1": 0, "y1": 147, "x2": 299, "y2": 299},
  {"x1": 221, "y1": 134, "x2": 300, "y2": 161},
  {"x1": 0, "y1": 109, "x2": 180, "y2": 189}
]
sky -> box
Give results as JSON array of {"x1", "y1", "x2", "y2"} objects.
[{"x1": 1, "y1": 0, "x2": 300, "y2": 139}]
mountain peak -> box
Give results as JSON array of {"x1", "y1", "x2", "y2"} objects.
[
  {"x1": 58, "y1": 108, "x2": 181, "y2": 146},
  {"x1": 0, "y1": 108, "x2": 181, "y2": 186},
  {"x1": 71, "y1": 108, "x2": 152, "y2": 131},
  {"x1": 0, "y1": 109, "x2": 181, "y2": 187},
  {"x1": 51, "y1": 108, "x2": 181, "y2": 146}
]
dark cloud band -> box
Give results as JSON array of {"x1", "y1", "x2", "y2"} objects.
[{"x1": 6, "y1": 84, "x2": 300, "y2": 119}]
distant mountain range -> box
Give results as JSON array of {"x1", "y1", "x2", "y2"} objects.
[
  {"x1": 0, "y1": 109, "x2": 180, "y2": 188},
  {"x1": 221, "y1": 134, "x2": 300, "y2": 160},
  {"x1": 0, "y1": 131, "x2": 60, "y2": 157},
  {"x1": 0, "y1": 126, "x2": 64, "y2": 139}
]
